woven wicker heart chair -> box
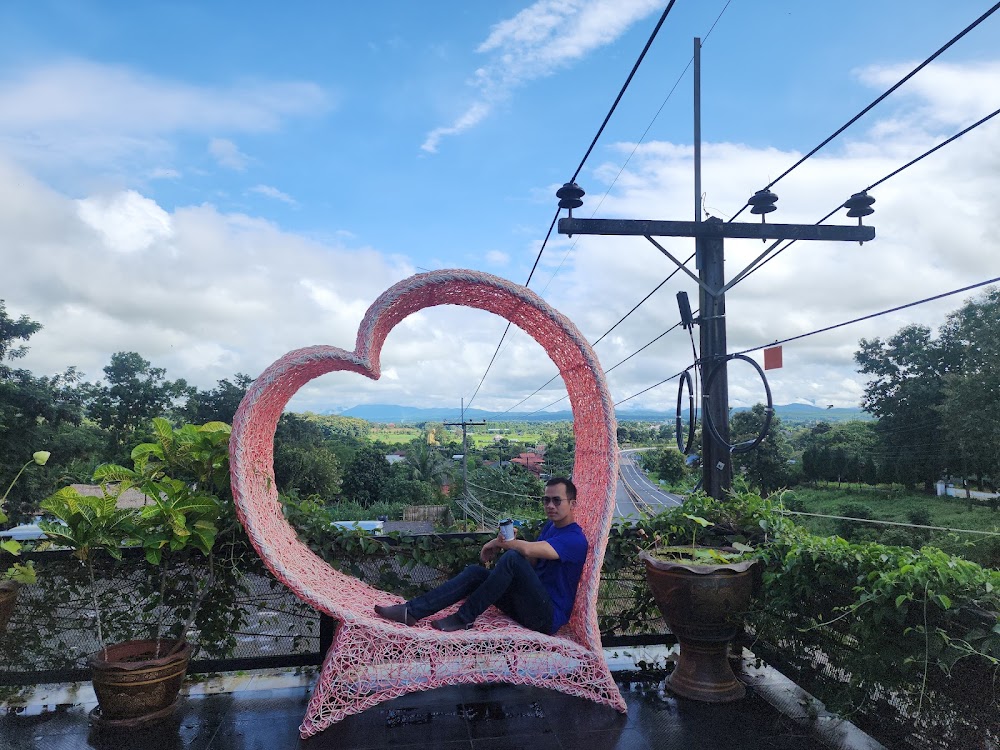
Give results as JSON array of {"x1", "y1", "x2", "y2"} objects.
[{"x1": 230, "y1": 269, "x2": 627, "y2": 738}]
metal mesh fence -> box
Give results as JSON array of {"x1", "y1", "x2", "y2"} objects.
[
  {"x1": 0, "y1": 535, "x2": 668, "y2": 686},
  {"x1": 3, "y1": 531, "x2": 996, "y2": 750},
  {"x1": 749, "y1": 612, "x2": 1000, "y2": 749}
]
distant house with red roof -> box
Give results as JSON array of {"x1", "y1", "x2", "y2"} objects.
[{"x1": 510, "y1": 451, "x2": 545, "y2": 477}]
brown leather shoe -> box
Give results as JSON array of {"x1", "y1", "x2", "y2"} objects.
[
  {"x1": 431, "y1": 614, "x2": 474, "y2": 632},
  {"x1": 374, "y1": 604, "x2": 417, "y2": 626}
]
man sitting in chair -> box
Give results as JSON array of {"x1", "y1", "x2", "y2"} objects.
[{"x1": 375, "y1": 477, "x2": 588, "y2": 634}]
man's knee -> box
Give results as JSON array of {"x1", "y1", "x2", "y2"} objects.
[{"x1": 461, "y1": 564, "x2": 490, "y2": 583}]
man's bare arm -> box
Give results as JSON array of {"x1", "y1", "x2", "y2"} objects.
[{"x1": 497, "y1": 537, "x2": 558, "y2": 563}]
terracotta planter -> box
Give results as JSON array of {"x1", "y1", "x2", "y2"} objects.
[
  {"x1": 0, "y1": 582, "x2": 19, "y2": 631},
  {"x1": 640, "y1": 549, "x2": 758, "y2": 702},
  {"x1": 89, "y1": 638, "x2": 192, "y2": 728}
]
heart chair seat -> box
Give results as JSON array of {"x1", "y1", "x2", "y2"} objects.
[{"x1": 229, "y1": 269, "x2": 627, "y2": 738}]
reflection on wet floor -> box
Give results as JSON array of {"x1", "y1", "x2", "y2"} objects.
[{"x1": 2, "y1": 674, "x2": 880, "y2": 750}]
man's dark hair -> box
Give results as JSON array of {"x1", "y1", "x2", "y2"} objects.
[{"x1": 545, "y1": 476, "x2": 577, "y2": 501}]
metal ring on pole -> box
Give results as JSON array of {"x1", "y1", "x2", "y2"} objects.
[
  {"x1": 702, "y1": 353, "x2": 773, "y2": 454},
  {"x1": 675, "y1": 368, "x2": 696, "y2": 454}
]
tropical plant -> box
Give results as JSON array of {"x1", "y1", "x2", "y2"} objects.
[
  {"x1": 1, "y1": 450, "x2": 50, "y2": 585},
  {"x1": 38, "y1": 485, "x2": 140, "y2": 650},
  {"x1": 39, "y1": 419, "x2": 229, "y2": 656}
]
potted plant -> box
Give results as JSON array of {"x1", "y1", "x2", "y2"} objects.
[
  {"x1": 639, "y1": 512, "x2": 760, "y2": 702},
  {"x1": 0, "y1": 450, "x2": 48, "y2": 631},
  {"x1": 39, "y1": 419, "x2": 229, "y2": 728}
]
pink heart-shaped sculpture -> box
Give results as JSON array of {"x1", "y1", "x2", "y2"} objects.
[{"x1": 229, "y1": 269, "x2": 624, "y2": 734}]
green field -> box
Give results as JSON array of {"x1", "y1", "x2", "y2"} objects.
[
  {"x1": 369, "y1": 426, "x2": 422, "y2": 444},
  {"x1": 466, "y1": 431, "x2": 544, "y2": 449},
  {"x1": 782, "y1": 485, "x2": 1000, "y2": 568}
]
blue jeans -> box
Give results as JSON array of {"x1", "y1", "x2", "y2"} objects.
[{"x1": 406, "y1": 550, "x2": 554, "y2": 633}]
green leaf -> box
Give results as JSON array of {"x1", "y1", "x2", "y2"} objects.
[
  {"x1": 1, "y1": 539, "x2": 22, "y2": 555},
  {"x1": 683, "y1": 514, "x2": 711, "y2": 527}
]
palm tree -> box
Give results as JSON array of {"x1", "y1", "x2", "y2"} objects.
[{"x1": 403, "y1": 436, "x2": 450, "y2": 487}]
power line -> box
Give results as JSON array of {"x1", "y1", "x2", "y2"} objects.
[
  {"x1": 730, "y1": 1, "x2": 1000, "y2": 222},
  {"x1": 503, "y1": 304, "x2": 692, "y2": 416},
  {"x1": 568, "y1": 0, "x2": 678, "y2": 184},
  {"x1": 466, "y1": 3, "x2": 679, "y2": 409},
  {"x1": 782, "y1": 510, "x2": 1000, "y2": 537},
  {"x1": 615, "y1": 368, "x2": 688, "y2": 407},
  {"x1": 606, "y1": 321, "x2": 686, "y2": 374},
  {"x1": 476, "y1": 4, "x2": 1000, "y2": 416},
  {"x1": 608, "y1": 276, "x2": 1000, "y2": 408},
  {"x1": 538, "y1": 0, "x2": 733, "y2": 297},
  {"x1": 733, "y1": 276, "x2": 1000, "y2": 357},
  {"x1": 501, "y1": 255, "x2": 696, "y2": 415},
  {"x1": 592, "y1": 253, "x2": 696, "y2": 347},
  {"x1": 517, "y1": 7, "x2": 1000, "y2": 418},
  {"x1": 728, "y1": 104, "x2": 1000, "y2": 289}
]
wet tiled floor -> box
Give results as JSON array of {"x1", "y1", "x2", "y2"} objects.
[{"x1": 2, "y1": 672, "x2": 880, "y2": 750}]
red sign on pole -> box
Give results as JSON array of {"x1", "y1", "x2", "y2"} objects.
[{"x1": 763, "y1": 346, "x2": 783, "y2": 370}]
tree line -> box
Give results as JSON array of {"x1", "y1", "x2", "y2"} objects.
[
  {"x1": 0, "y1": 301, "x2": 575, "y2": 524},
  {"x1": 639, "y1": 288, "x2": 1000, "y2": 496}
]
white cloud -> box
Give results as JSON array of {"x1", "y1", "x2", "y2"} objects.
[
  {"x1": 421, "y1": 0, "x2": 662, "y2": 152},
  {"x1": 485, "y1": 250, "x2": 510, "y2": 266},
  {"x1": 856, "y1": 61, "x2": 1000, "y2": 128},
  {"x1": 209, "y1": 138, "x2": 249, "y2": 171},
  {"x1": 525, "y1": 63, "x2": 1000, "y2": 411},
  {"x1": 3, "y1": 58, "x2": 999, "y2": 415},
  {"x1": 249, "y1": 184, "x2": 297, "y2": 205},
  {"x1": 0, "y1": 59, "x2": 330, "y2": 175},
  {"x1": 76, "y1": 190, "x2": 173, "y2": 254},
  {"x1": 0, "y1": 157, "x2": 412, "y2": 405}
]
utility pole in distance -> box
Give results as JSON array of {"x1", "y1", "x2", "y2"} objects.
[{"x1": 444, "y1": 399, "x2": 486, "y2": 512}]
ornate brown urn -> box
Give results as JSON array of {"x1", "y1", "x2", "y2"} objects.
[
  {"x1": 640, "y1": 549, "x2": 758, "y2": 702},
  {"x1": 89, "y1": 639, "x2": 192, "y2": 727}
]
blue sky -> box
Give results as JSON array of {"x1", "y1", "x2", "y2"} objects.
[{"x1": 1, "y1": 1, "x2": 998, "y2": 416}]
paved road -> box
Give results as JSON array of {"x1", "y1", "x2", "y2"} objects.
[{"x1": 615, "y1": 448, "x2": 685, "y2": 518}]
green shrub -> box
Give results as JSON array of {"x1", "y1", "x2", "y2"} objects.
[{"x1": 835, "y1": 502, "x2": 873, "y2": 540}]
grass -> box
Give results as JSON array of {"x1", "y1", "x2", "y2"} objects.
[
  {"x1": 466, "y1": 432, "x2": 544, "y2": 449},
  {"x1": 369, "y1": 427, "x2": 422, "y2": 444},
  {"x1": 781, "y1": 484, "x2": 1000, "y2": 568}
]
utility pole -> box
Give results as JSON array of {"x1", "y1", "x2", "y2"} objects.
[
  {"x1": 443, "y1": 399, "x2": 486, "y2": 518},
  {"x1": 555, "y1": 41, "x2": 875, "y2": 501}
]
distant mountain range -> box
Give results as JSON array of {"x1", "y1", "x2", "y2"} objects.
[{"x1": 324, "y1": 402, "x2": 872, "y2": 425}]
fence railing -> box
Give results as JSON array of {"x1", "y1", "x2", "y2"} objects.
[
  {"x1": 0, "y1": 532, "x2": 670, "y2": 689},
  {"x1": 2, "y1": 526, "x2": 996, "y2": 750}
]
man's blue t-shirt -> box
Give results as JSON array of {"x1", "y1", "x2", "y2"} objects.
[{"x1": 534, "y1": 521, "x2": 589, "y2": 633}]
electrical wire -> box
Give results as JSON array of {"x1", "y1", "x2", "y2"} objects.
[
  {"x1": 467, "y1": 211, "x2": 561, "y2": 409},
  {"x1": 610, "y1": 275, "x2": 1000, "y2": 407},
  {"x1": 568, "y1": 0, "x2": 678, "y2": 184},
  {"x1": 615, "y1": 368, "x2": 689, "y2": 407},
  {"x1": 730, "y1": 1, "x2": 1000, "y2": 222},
  {"x1": 781, "y1": 510, "x2": 1000, "y2": 537},
  {"x1": 475, "y1": 4, "x2": 1000, "y2": 418},
  {"x1": 513, "y1": 53, "x2": 1000, "y2": 417},
  {"x1": 728, "y1": 104, "x2": 1000, "y2": 290},
  {"x1": 499, "y1": 255, "x2": 697, "y2": 415},
  {"x1": 538, "y1": 0, "x2": 733, "y2": 297},
  {"x1": 733, "y1": 275, "x2": 1000, "y2": 357},
  {"x1": 466, "y1": 2, "x2": 680, "y2": 409}
]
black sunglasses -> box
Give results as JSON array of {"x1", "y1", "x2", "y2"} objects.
[{"x1": 540, "y1": 495, "x2": 566, "y2": 506}]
